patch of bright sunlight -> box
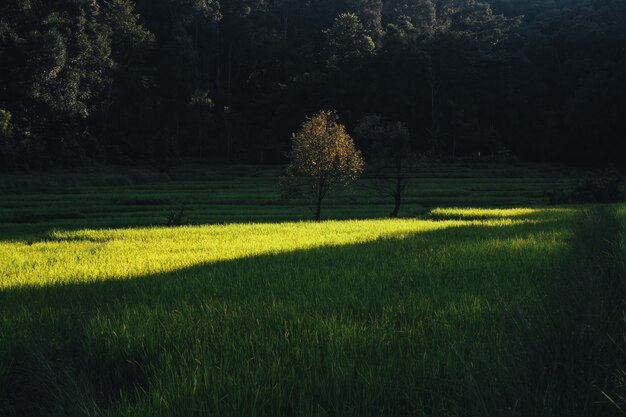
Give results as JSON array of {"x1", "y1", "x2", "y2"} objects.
[
  {"x1": 0, "y1": 217, "x2": 537, "y2": 289},
  {"x1": 429, "y1": 207, "x2": 572, "y2": 220}
]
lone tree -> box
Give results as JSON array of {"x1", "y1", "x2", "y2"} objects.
[
  {"x1": 284, "y1": 110, "x2": 364, "y2": 221},
  {"x1": 355, "y1": 114, "x2": 417, "y2": 218}
]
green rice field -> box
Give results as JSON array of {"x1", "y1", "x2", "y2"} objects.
[{"x1": 0, "y1": 164, "x2": 624, "y2": 416}]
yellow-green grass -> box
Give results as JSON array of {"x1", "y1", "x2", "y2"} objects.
[
  {"x1": 5, "y1": 206, "x2": 622, "y2": 416},
  {"x1": 430, "y1": 206, "x2": 541, "y2": 219},
  {"x1": 0, "y1": 164, "x2": 624, "y2": 416},
  {"x1": 1, "y1": 216, "x2": 544, "y2": 289}
]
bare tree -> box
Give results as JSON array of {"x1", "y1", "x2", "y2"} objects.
[{"x1": 355, "y1": 114, "x2": 418, "y2": 218}]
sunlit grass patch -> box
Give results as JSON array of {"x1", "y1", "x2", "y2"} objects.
[
  {"x1": 0, "y1": 216, "x2": 537, "y2": 289},
  {"x1": 2, "y1": 202, "x2": 623, "y2": 416},
  {"x1": 0, "y1": 204, "x2": 580, "y2": 417},
  {"x1": 428, "y1": 206, "x2": 575, "y2": 221},
  {"x1": 2, "y1": 165, "x2": 622, "y2": 417}
]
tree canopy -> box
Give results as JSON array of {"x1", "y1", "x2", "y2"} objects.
[
  {"x1": 0, "y1": 0, "x2": 624, "y2": 169},
  {"x1": 284, "y1": 110, "x2": 364, "y2": 220}
]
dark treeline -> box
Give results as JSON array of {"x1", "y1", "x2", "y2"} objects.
[{"x1": 0, "y1": 0, "x2": 625, "y2": 170}]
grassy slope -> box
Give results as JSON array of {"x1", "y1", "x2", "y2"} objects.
[{"x1": 0, "y1": 165, "x2": 624, "y2": 416}]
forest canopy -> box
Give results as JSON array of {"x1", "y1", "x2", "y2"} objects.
[{"x1": 0, "y1": 0, "x2": 624, "y2": 170}]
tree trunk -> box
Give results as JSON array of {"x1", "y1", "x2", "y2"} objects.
[
  {"x1": 315, "y1": 193, "x2": 323, "y2": 221},
  {"x1": 390, "y1": 192, "x2": 401, "y2": 218},
  {"x1": 175, "y1": 113, "x2": 180, "y2": 145},
  {"x1": 216, "y1": 27, "x2": 221, "y2": 94},
  {"x1": 227, "y1": 43, "x2": 232, "y2": 104},
  {"x1": 226, "y1": 118, "x2": 231, "y2": 162},
  {"x1": 390, "y1": 159, "x2": 403, "y2": 218},
  {"x1": 100, "y1": 80, "x2": 114, "y2": 145},
  {"x1": 431, "y1": 79, "x2": 436, "y2": 131},
  {"x1": 315, "y1": 181, "x2": 325, "y2": 221},
  {"x1": 452, "y1": 136, "x2": 456, "y2": 159},
  {"x1": 198, "y1": 122, "x2": 203, "y2": 159}
]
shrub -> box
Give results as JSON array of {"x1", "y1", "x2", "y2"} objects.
[
  {"x1": 570, "y1": 169, "x2": 624, "y2": 203},
  {"x1": 165, "y1": 203, "x2": 188, "y2": 227},
  {"x1": 547, "y1": 167, "x2": 624, "y2": 205}
]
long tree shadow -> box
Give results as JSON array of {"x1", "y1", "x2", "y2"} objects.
[{"x1": 0, "y1": 218, "x2": 575, "y2": 417}]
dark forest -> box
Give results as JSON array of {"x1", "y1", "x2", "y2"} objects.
[{"x1": 1, "y1": 0, "x2": 625, "y2": 170}]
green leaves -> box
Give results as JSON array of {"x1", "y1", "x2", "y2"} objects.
[
  {"x1": 323, "y1": 13, "x2": 375, "y2": 69},
  {"x1": 0, "y1": 109, "x2": 11, "y2": 137},
  {"x1": 433, "y1": 0, "x2": 520, "y2": 45},
  {"x1": 101, "y1": 0, "x2": 155, "y2": 62}
]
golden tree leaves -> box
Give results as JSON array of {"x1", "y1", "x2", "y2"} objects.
[{"x1": 285, "y1": 110, "x2": 364, "y2": 220}]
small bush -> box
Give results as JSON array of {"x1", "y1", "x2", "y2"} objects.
[
  {"x1": 165, "y1": 203, "x2": 188, "y2": 227},
  {"x1": 547, "y1": 167, "x2": 624, "y2": 205},
  {"x1": 570, "y1": 169, "x2": 624, "y2": 203}
]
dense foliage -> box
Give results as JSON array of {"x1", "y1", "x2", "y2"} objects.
[{"x1": 0, "y1": 0, "x2": 624, "y2": 169}]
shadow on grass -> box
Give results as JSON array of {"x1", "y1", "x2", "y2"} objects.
[
  {"x1": 0, "y1": 218, "x2": 560, "y2": 310},
  {"x1": 0, "y1": 215, "x2": 618, "y2": 417}
]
